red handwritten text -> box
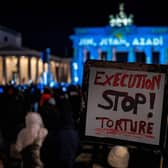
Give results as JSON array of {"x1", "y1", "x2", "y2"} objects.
[
  {"x1": 94, "y1": 71, "x2": 161, "y2": 91},
  {"x1": 96, "y1": 117, "x2": 154, "y2": 135}
]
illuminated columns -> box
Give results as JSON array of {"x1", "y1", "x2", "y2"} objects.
[
  {"x1": 28, "y1": 56, "x2": 31, "y2": 81},
  {"x1": 93, "y1": 47, "x2": 99, "y2": 60},
  {"x1": 128, "y1": 47, "x2": 135, "y2": 62},
  {"x1": 89, "y1": 48, "x2": 94, "y2": 59},
  {"x1": 78, "y1": 47, "x2": 84, "y2": 84},
  {"x1": 63, "y1": 64, "x2": 69, "y2": 83},
  {"x1": 160, "y1": 48, "x2": 165, "y2": 64},
  {"x1": 98, "y1": 48, "x2": 101, "y2": 60},
  {"x1": 90, "y1": 47, "x2": 98, "y2": 60},
  {"x1": 112, "y1": 47, "x2": 116, "y2": 61},
  {"x1": 2, "y1": 56, "x2": 6, "y2": 84},
  {"x1": 17, "y1": 56, "x2": 20, "y2": 83},
  {"x1": 0, "y1": 57, "x2": 2, "y2": 84},
  {"x1": 35, "y1": 58, "x2": 39, "y2": 83},
  {"x1": 107, "y1": 47, "x2": 112, "y2": 61},
  {"x1": 144, "y1": 47, "x2": 152, "y2": 64},
  {"x1": 98, "y1": 48, "x2": 111, "y2": 61},
  {"x1": 72, "y1": 47, "x2": 82, "y2": 84},
  {"x1": 165, "y1": 48, "x2": 168, "y2": 64},
  {"x1": 38, "y1": 59, "x2": 43, "y2": 79},
  {"x1": 67, "y1": 63, "x2": 71, "y2": 83},
  {"x1": 20, "y1": 56, "x2": 29, "y2": 83},
  {"x1": 31, "y1": 57, "x2": 38, "y2": 82},
  {"x1": 50, "y1": 61, "x2": 55, "y2": 81}
]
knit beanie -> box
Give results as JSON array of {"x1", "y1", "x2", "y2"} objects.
[{"x1": 107, "y1": 145, "x2": 129, "y2": 168}]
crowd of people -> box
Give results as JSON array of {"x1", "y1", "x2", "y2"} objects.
[
  {"x1": 0, "y1": 83, "x2": 163, "y2": 168},
  {"x1": 0, "y1": 84, "x2": 81, "y2": 168}
]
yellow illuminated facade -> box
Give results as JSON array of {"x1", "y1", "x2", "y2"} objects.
[
  {"x1": 0, "y1": 53, "x2": 71, "y2": 85},
  {"x1": 0, "y1": 25, "x2": 72, "y2": 85}
]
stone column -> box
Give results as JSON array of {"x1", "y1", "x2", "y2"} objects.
[
  {"x1": 17, "y1": 56, "x2": 20, "y2": 84},
  {"x1": 78, "y1": 47, "x2": 84, "y2": 84},
  {"x1": 128, "y1": 47, "x2": 136, "y2": 63},
  {"x1": 2, "y1": 56, "x2": 6, "y2": 84},
  {"x1": 144, "y1": 47, "x2": 152, "y2": 64},
  {"x1": 165, "y1": 48, "x2": 168, "y2": 64},
  {"x1": 107, "y1": 47, "x2": 112, "y2": 61},
  {"x1": 160, "y1": 48, "x2": 165, "y2": 64},
  {"x1": 28, "y1": 56, "x2": 31, "y2": 81},
  {"x1": 112, "y1": 47, "x2": 116, "y2": 61},
  {"x1": 36, "y1": 57, "x2": 39, "y2": 83}
]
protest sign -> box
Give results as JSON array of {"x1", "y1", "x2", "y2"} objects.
[{"x1": 81, "y1": 60, "x2": 168, "y2": 148}]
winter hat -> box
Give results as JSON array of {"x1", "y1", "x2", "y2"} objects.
[
  {"x1": 107, "y1": 145, "x2": 129, "y2": 168},
  {"x1": 25, "y1": 112, "x2": 44, "y2": 128}
]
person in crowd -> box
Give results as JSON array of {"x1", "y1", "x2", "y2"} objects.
[
  {"x1": 107, "y1": 145, "x2": 130, "y2": 168},
  {"x1": 14, "y1": 112, "x2": 48, "y2": 168},
  {"x1": 38, "y1": 86, "x2": 61, "y2": 168},
  {"x1": 38, "y1": 87, "x2": 58, "y2": 130},
  {"x1": 90, "y1": 145, "x2": 129, "y2": 168},
  {"x1": 0, "y1": 152, "x2": 6, "y2": 168},
  {"x1": 39, "y1": 87, "x2": 53, "y2": 108},
  {"x1": 91, "y1": 144, "x2": 109, "y2": 168},
  {"x1": 67, "y1": 84, "x2": 81, "y2": 130},
  {"x1": 40, "y1": 88, "x2": 61, "y2": 168},
  {"x1": 23, "y1": 84, "x2": 41, "y2": 112},
  {"x1": 56, "y1": 90, "x2": 80, "y2": 168},
  {"x1": 1, "y1": 85, "x2": 27, "y2": 164},
  {"x1": 128, "y1": 147, "x2": 161, "y2": 168},
  {"x1": 41, "y1": 88, "x2": 80, "y2": 168},
  {"x1": 0, "y1": 127, "x2": 10, "y2": 168}
]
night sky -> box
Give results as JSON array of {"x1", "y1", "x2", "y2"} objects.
[{"x1": 0, "y1": 0, "x2": 167, "y2": 57}]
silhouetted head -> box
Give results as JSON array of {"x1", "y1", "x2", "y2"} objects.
[{"x1": 107, "y1": 145, "x2": 129, "y2": 168}]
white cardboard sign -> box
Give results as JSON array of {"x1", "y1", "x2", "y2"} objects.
[{"x1": 85, "y1": 67, "x2": 165, "y2": 145}]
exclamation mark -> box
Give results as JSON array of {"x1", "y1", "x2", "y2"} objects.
[
  {"x1": 148, "y1": 93, "x2": 156, "y2": 118},
  {"x1": 150, "y1": 93, "x2": 155, "y2": 109}
]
